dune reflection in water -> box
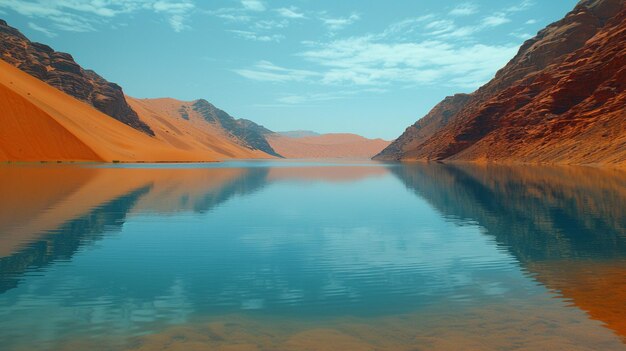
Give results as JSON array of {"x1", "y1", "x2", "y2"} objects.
[{"x1": 0, "y1": 162, "x2": 625, "y2": 350}]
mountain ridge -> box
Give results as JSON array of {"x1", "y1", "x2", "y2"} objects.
[{"x1": 375, "y1": 0, "x2": 626, "y2": 167}]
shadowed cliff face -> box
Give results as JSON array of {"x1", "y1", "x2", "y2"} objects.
[
  {"x1": 192, "y1": 99, "x2": 281, "y2": 157},
  {"x1": 0, "y1": 20, "x2": 154, "y2": 136},
  {"x1": 377, "y1": 94, "x2": 471, "y2": 160},
  {"x1": 376, "y1": 0, "x2": 626, "y2": 166},
  {"x1": 391, "y1": 163, "x2": 626, "y2": 338}
]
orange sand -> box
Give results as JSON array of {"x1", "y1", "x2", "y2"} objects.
[
  {"x1": 267, "y1": 133, "x2": 389, "y2": 159},
  {"x1": 529, "y1": 260, "x2": 626, "y2": 341},
  {"x1": 127, "y1": 97, "x2": 271, "y2": 160},
  {"x1": 45, "y1": 300, "x2": 625, "y2": 351},
  {"x1": 0, "y1": 61, "x2": 271, "y2": 162}
]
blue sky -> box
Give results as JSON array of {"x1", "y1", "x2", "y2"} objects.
[{"x1": 0, "y1": 0, "x2": 578, "y2": 139}]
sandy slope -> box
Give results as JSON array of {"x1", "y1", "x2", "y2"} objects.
[
  {"x1": 127, "y1": 97, "x2": 269, "y2": 160},
  {"x1": 0, "y1": 60, "x2": 271, "y2": 162},
  {"x1": 268, "y1": 133, "x2": 390, "y2": 159}
]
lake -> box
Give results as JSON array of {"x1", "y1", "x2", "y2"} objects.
[{"x1": 1, "y1": 161, "x2": 625, "y2": 350}]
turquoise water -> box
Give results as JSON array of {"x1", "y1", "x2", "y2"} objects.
[{"x1": 0, "y1": 161, "x2": 625, "y2": 350}]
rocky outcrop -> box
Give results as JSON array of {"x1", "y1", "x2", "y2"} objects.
[
  {"x1": 376, "y1": 94, "x2": 470, "y2": 159},
  {"x1": 375, "y1": 0, "x2": 626, "y2": 166},
  {"x1": 192, "y1": 99, "x2": 281, "y2": 157},
  {"x1": 0, "y1": 19, "x2": 154, "y2": 136}
]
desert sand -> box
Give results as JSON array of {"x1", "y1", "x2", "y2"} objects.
[
  {"x1": 267, "y1": 133, "x2": 389, "y2": 159},
  {"x1": 127, "y1": 97, "x2": 271, "y2": 160},
  {"x1": 0, "y1": 60, "x2": 272, "y2": 163}
]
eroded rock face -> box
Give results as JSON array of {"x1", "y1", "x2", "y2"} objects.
[
  {"x1": 375, "y1": 0, "x2": 626, "y2": 166},
  {"x1": 0, "y1": 20, "x2": 154, "y2": 136},
  {"x1": 192, "y1": 99, "x2": 280, "y2": 157},
  {"x1": 376, "y1": 94, "x2": 470, "y2": 160}
]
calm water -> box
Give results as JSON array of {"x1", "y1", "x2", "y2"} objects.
[{"x1": 0, "y1": 161, "x2": 625, "y2": 350}]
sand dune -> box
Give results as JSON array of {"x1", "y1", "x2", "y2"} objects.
[
  {"x1": 268, "y1": 133, "x2": 390, "y2": 159},
  {"x1": 128, "y1": 97, "x2": 271, "y2": 160},
  {"x1": 0, "y1": 61, "x2": 272, "y2": 162}
]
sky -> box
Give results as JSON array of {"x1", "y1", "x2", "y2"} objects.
[{"x1": 0, "y1": 0, "x2": 579, "y2": 139}]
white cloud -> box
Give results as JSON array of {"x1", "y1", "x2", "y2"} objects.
[
  {"x1": 234, "y1": 60, "x2": 318, "y2": 82},
  {"x1": 276, "y1": 88, "x2": 386, "y2": 104},
  {"x1": 482, "y1": 14, "x2": 510, "y2": 27},
  {"x1": 241, "y1": 0, "x2": 265, "y2": 12},
  {"x1": 229, "y1": 30, "x2": 284, "y2": 42},
  {"x1": 209, "y1": 8, "x2": 250, "y2": 23},
  {"x1": 525, "y1": 19, "x2": 537, "y2": 25},
  {"x1": 425, "y1": 19, "x2": 456, "y2": 35},
  {"x1": 276, "y1": 7, "x2": 305, "y2": 19},
  {"x1": 510, "y1": 32, "x2": 532, "y2": 40},
  {"x1": 450, "y1": 3, "x2": 478, "y2": 16},
  {"x1": 299, "y1": 36, "x2": 518, "y2": 88},
  {"x1": 380, "y1": 15, "x2": 434, "y2": 38},
  {"x1": 254, "y1": 19, "x2": 288, "y2": 30},
  {"x1": 27, "y1": 22, "x2": 56, "y2": 37},
  {"x1": 505, "y1": 0, "x2": 534, "y2": 13},
  {"x1": 322, "y1": 13, "x2": 360, "y2": 31},
  {"x1": 235, "y1": 6, "x2": 521, "y2": 90},
  {"x1": 0, "y1": 0, "x2": 196, "y2": 32}
]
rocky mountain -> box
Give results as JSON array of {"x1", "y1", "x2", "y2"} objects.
[
  {"x1": 0, "y1": 19, "x2": 154, "y2": 136},
  {"x1": 191, "y1": 99, "x2": 280, "y2": 157},
  {"x1": 375, "y1": 0, "x2": 626, "y2": 167}
]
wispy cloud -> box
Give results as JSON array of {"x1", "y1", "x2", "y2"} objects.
[
  {"x1": 321, "y1": 13, "x2": 360, "y2": 31},
  {"x1": 482, "y1": 13, "x2": 511, "y2": 27},
  {"x1": 234, "y1": 1, "x2": 525, "y2": 92},
  {"x1": 234, "y1": 61, "x2": 318, "y2": 82},
  {"x1": 299, "y1": 37, "x2": 517, "y2": 87},
  {"x1": 276, "y1": 88, "x2": 386, "y2": 104},
  {"x1": 0, "y1": 0, "x2": 196, "y2": 32},
  {"x1": 449, "y1": 3, "x2": 478, "y2": 16},
  {"x1": 510, "y1": 31, "x2": 532, "y2": 40},
  {"x1": 229, "y1": 30, "x2": 284, "y2": 42},
  {"x1": 241, "y1": 0, "x2": 265, "y2": 12},
  {"x1": 27, "y1": 22, "x2": 56, "y2": 37},
  {"x1": 506, "y1": 0, "x2": 534, "y2": 13},
  {"x1": 254, "y1": 19, "x2": 288, "y2": 30},
  {"x1": 211, "y1": 2, "x2": 303, "y2": 43},
  {"x1": 276, "y1": 7, "x2": 305, "y2": 19}
]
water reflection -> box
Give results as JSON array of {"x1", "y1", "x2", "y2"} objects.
[
  {"x1": 391, "y1": 163, "x2": 626, "y2": 338},
  {"x1": 0, "y1": 162, "x2": 625, "y2": 350}
]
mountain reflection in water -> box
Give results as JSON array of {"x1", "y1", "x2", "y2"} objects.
[{"x1": 0, "y1": 162, "x2": 625, "y2": 350}]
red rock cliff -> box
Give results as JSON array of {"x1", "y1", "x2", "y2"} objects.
[{"x1": 375, "y1": 0, "x2": 626, "y2": 167}]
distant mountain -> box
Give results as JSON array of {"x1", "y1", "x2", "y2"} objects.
[
  {"x1": 375, "y1": 0, "x2": 626, "y2": 167},
  {"x1": 277, "y1": 130, "x2": 321, "y2": 138},
  {"x1": 191, "y1": 99, "x2": 280, "y2": 157},
  {"x1": 267, "y1": 133, "x2": 390, "y2": 159},
  {"x1": 128, "y1": 97, "x2": 281, "y2": 158}
]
